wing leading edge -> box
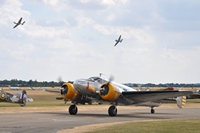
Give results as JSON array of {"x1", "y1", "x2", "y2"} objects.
[{"x1": 121, "y1": 90, "x2": 192, "y2": 103}]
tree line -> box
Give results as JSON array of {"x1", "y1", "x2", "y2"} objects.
[
  {"x1": 0, "y1": 79, "x2": 60, "y2": 87},
  {"x1": 124, "y1": 83, "x2": 200, "y2": 88},
  {"x1": 0, "y1": 79, "x2": 199, "y2": 88}
]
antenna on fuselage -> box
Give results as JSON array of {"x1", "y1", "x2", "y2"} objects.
[{"x1": 99, "y1": 73, "x2": 102, "y2": 77}]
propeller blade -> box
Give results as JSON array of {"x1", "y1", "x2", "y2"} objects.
[
  {"x1": 108, "y1": 75, "x2": 114, "y2": 83},
  {"x1": 100, "y1": 75, "x2": 114, "y2": 96},
  {"x1": 57, "y1": 76, "x2": 64, "y2": 86}
]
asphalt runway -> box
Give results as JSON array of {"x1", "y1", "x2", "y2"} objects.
[{"x1": 0, "y1": 108, "x2": 200, "y2": 133}]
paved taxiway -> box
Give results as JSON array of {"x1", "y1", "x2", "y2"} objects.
[{"x1": 0, "y1": 108, "x2": 200, "y2": 133}]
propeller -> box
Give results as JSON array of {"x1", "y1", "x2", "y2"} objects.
[
  {"x1": 57, "y1": 76, "x2": 68, "y2": 96},
  {"x1": 100, "y1": 84, "x2": 109, "y2": 96},
  {"x1": 57, "y1": 76, "x2": 64, "y2": 86},
  {"x1": 108, "y1": 75, "x2": 114, "y2": 83},
  {"x1": 61, "y1": 86, "x2": 68, "y2": 95},
  {"x1": 100, "y1": 75, "x2": 114, "y2": 96}
]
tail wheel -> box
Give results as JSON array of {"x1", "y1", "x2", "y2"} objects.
[
  {"x1": 69, "y1": 105, "x2": 78, "y2": 115},
  {"x1": 108, "y1": 105, "x2": 117, "y2": 116}
]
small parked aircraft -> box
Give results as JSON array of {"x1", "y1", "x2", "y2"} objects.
[
  {"x1": 8, "y1": 85, "x2": 21, "y2": 90},
  {"x1": 28, "y1": 87, "x2": 35, "y2": 90},
  {"x1": 13, "y1": 17, "x2": 25, "y2": 28},
  {"x1": 47, "y1": 75, "x2": 192, "y2": 116},
  {"x1": 114, "y1": 35, "x2": 123, "y2": 46},
  {"x1": 186, "y1": 90, "x2": 200, "y2": 99},
  {"x1": 0, "y1": 90, "x2": 33, "y2": 106}
]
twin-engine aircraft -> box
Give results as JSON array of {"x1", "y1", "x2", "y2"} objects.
[
  {"x1": 0, "y1": 90, "x2": 33, "y2": 106},
  {"x1": 47, "y1": 76, "x2": 192, "y2": 116},
  {"x1": 13, "y1": 17, "x2": 25, "y2": 28}
]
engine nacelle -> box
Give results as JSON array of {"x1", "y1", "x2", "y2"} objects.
[
  {"x1": 61, "y1": 82, "x2": 78, "y2": 101},
  {"x1": 176, "y1": 96, "x2": 186, "y2": 108},
  {"x1": 99, "y1": 82, "x2": 120, "y2": 101},
  {"x1": 0, "y1": 92, "x2": 6, "y2": 101}
]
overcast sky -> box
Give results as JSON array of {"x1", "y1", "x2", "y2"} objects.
[{"x1": 0, "y1": 0, "x2": 200, "y2": 83}]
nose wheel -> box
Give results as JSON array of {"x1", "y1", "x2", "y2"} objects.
[
  {"x1": 69, "y1": 105, "x2": 78, "y2": 115},
  {"x1": 108, "y1": 105, "x2": 117, "y2": 116}
]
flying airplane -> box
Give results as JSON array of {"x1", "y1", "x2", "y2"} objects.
[
  {"x1": 0, "y1": 90, "x2": 33, "y2": 106},
  {"x1": 114, "y1": 35, "x2": 123, "y2": 46},
  {"x1": 47, "y1": 75, "x2": 192, "y2": 116},
  {"x1": 8, "y1": 85, "x2": 21, "y2": 90},
  {"x1": 13, "y1": 17, "x2": 25, "y2": 28}
]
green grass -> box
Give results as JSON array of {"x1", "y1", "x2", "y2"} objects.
[
  {"x1": 187, "y1": 99, "x2": 200, "y2": 104},
  {"x1": 86, "y1": 119, "x2": 200, "y2": 133},
  {"x1": 27, "y1": 94, "x2": 67, "y2": 106}
]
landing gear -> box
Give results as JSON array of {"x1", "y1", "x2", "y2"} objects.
[
  {"x1": 108, "y1": 105, "x2": 117, "y2": 116},
  {"x1": 151, "y1": 107, "x2": 155, "y2": 114},
  {"x1": 69, "y1": 105, "x2": 78, "y2": 115}
]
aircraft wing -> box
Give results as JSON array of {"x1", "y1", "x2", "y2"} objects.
[
  {"x1": 114, "y1": 41, "x2": 119, "y2": 46},
  {"x1": 121, "y1": 90, "x2": 192, "y2": 103},
  {"x1": 45, "y1": 89, "x2": 60, "y2": 93},
  {"x1": 18, "y1": 17, "x2": 22, "y2": 23},
  {"x1": 13, "y1": 24, "x2": 19, "y2": 28}
]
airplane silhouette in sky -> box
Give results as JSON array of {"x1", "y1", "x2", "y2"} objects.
[
  {"x1": 13, "y1": 17, "x2": 25, "y2": 28},
  {"x1": 114, "y1": 35, "x2": 123, "y2": 46}
]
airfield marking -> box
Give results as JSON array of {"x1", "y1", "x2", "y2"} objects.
[{"x1": 52, "y1": 119, "x2": 77, "y2": 122}]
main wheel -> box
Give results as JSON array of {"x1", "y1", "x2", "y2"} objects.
[
  {"x1": 151, "y1": 108, "x2": 155, "y2": 114},
  {"x1": 108, "y1": 106, "x2": 117, "y2": 116},
  {"x1": 69, "y1": 105, "x2": 78, "y2": 115}
]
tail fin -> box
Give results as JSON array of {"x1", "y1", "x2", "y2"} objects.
[{"x1": 176, "y1": 96, "x2": 186, "y2": 108}]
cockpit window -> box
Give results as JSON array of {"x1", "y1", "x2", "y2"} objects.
[{"x1": 88, "y1": 77, "x2": 107, "y2": 83}]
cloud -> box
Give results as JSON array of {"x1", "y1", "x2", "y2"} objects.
[
  {"x1": 0, "y1": 0, "x2": 30, "y2": 26},
  {"x1": 1, "y1": 0, "x2": 200, "y2": 83}
]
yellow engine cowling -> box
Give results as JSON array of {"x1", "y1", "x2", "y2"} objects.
[
  {"x1": 61, "y1": 82, "x2": 79, "y2": 101},
  {"x1": 99, "y1": 82, "x2": 120, "y2": 101},
  {"x1": 0, "y1": 92, "x2": 6, "y2": 101}
]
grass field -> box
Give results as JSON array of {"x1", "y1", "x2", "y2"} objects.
[{"x1": 85, "y1": 119, "x2": 200, "y2": 133}]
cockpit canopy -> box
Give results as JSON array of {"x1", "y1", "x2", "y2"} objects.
[{"x1": 87, "y1": 77, "x2": 107, "y2": 84}]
